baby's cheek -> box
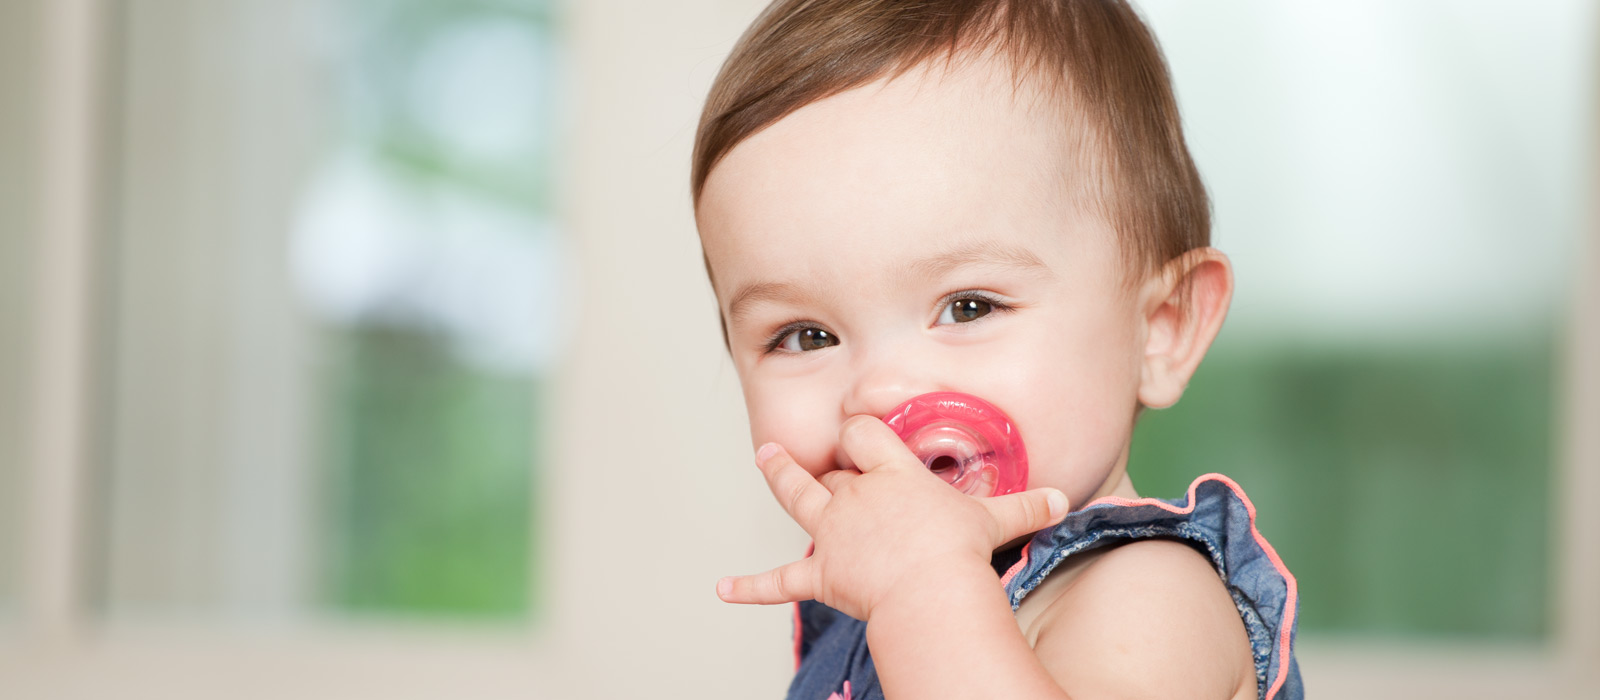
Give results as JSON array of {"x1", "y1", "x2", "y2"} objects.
[
  {"x1": 987, "y1": 348, "x2": 1138, "y2": 502},
  {"x1": 748, "y1": 403, "x2": 838, "y2": 479}
]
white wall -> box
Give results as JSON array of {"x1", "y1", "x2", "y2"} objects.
[{"x1": 550, "y1": 1, "x2": 804, "y2": 695}]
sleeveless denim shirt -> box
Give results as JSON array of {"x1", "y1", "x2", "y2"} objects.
[{"x1": 786, "y1": 474, "x2": 1304, "y2": 700}]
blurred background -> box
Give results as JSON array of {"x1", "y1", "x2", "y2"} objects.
[{"x1": 0, "y1": 0, "x2": 1595, "y2": 698}]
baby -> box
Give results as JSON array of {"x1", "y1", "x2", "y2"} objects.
[{"x1": 691, "y1": 1, "x2": 1301, "y2": 698}]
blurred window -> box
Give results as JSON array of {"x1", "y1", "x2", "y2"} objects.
[
  {"x1": 1132, "y1": 0, "x2": 1594, "y2": 641},
  {"x1": 291, "y1": 0, "x2": 567, "y2": 619},
  {"x1": 93, "y1": 0, "x2": 565, "y2": 623}
]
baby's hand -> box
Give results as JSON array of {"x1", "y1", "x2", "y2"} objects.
[{"x1": 716, "y1": 415, "x2": 1069, "y2": 622}]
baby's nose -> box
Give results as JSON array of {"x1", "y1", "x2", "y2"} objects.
[{"x1": 840, "y1": 350, "x2": 921, "y2": 421}]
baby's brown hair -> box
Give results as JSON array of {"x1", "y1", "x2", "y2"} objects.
[{"x1": 691, "y1": 0, "x2": 1209, "y2": 282}]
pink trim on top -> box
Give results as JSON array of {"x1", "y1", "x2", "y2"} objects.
[
  {"x1": 793, "y1": 541, "x2": 817, "y2": 672},
  {"x1": 1083, "y1": 473, "x2": 1299, "y2": 700}
]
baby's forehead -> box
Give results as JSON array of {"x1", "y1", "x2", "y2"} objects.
[
  {"x1": 697, "y1": 54, "x2": 1107, "y2": 280},
  {"x1": 714, "y1": 52, "x2": 1091, "y2": 185}
]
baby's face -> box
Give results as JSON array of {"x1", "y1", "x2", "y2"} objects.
[{"x1": 696, "y1": 55, "x2": 1150, "y2": 507}]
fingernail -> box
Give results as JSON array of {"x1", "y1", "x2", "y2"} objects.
[
  {"x1": 716, "y1": 577, "x2": 733, "y2": 599},
  {"x1": 755, "y1": 442, "x2": 780, "y2": 465},
  {"x1": 1047, "y1": 490, "x2": 1069, "y2": 519}
]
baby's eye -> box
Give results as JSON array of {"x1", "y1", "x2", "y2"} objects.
[
  {"x1": 938, "y1": 297, "x2": 995, "y2": 325},
  {"x1": 773, "y1": 326, "x2": 839, "y2": 353}
]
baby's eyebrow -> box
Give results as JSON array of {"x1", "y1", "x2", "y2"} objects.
[
  {"x1": 726, "y1": 280, "x2": 809, "y2": 327},
  {"x1": 902, "y1": 241, "x2": 1053, "y2": 281}
]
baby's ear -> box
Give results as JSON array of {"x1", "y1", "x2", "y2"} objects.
[{"x1": 1137, "y1": 248, "x2": 1234, "y2": 410}]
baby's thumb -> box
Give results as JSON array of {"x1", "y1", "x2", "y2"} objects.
[{"x1": 983, "y1": 488, "x2": 1069, "y2": 546}]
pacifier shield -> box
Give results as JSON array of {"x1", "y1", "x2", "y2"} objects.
[{"x1": 881, "y1": 392, "x2": 1028, "y2": 497}]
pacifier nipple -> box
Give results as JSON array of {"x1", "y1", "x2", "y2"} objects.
[{"x1": 881, "y1": 392, "x2": 1028, "y2": 498}]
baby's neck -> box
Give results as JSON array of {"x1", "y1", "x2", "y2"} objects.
[{"x1": 1086, "y1": 468, "x2": 1140, "y2": 505}]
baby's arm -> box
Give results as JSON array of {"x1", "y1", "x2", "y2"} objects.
[
  {"x1": 868, "y1": 540, "x2": 1254, "y2": 699},
  {"x1": 718, "y1": 416, "x2": 1253, "y2": 700},
  {"x1": 1021, "y1": 539, "x2": 1255, "y2": 699}
]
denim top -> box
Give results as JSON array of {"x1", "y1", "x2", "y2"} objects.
[{"x1": 786, "y1": 473, "x2": 1303, "y2": 700}]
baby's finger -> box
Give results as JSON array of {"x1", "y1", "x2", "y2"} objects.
[
  {"x1": 981, "y1": 487, "x2": 1069, "y2": 546},
  {"x1": 755, "y1": 443, "x2": 828, "y2": 533},
  {"x1": 716, "y1": 559, "x2": 814, "y2": 605},
  {"x1": 838, "y1": 415, "x2": 920, "y2": 475}
]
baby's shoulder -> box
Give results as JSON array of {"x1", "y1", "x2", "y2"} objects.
[{"x1": 1018, "y1": 539, "x2": 1257, "y2": 700}]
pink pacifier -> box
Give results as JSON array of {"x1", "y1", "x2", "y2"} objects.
[{"x1": 881, "y1": 392, "x2": 1028, "y2": 498}]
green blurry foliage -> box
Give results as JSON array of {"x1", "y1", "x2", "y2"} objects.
[
  {"x1": 309, "y1": 0, "x2": 558, "y2": 619},
  {"x1": 320, "y1": 324, "x2": 539, "y2": 617},
  {"x1": 1131, "y1": 332, "x2": 1553, "y2": 640}
]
